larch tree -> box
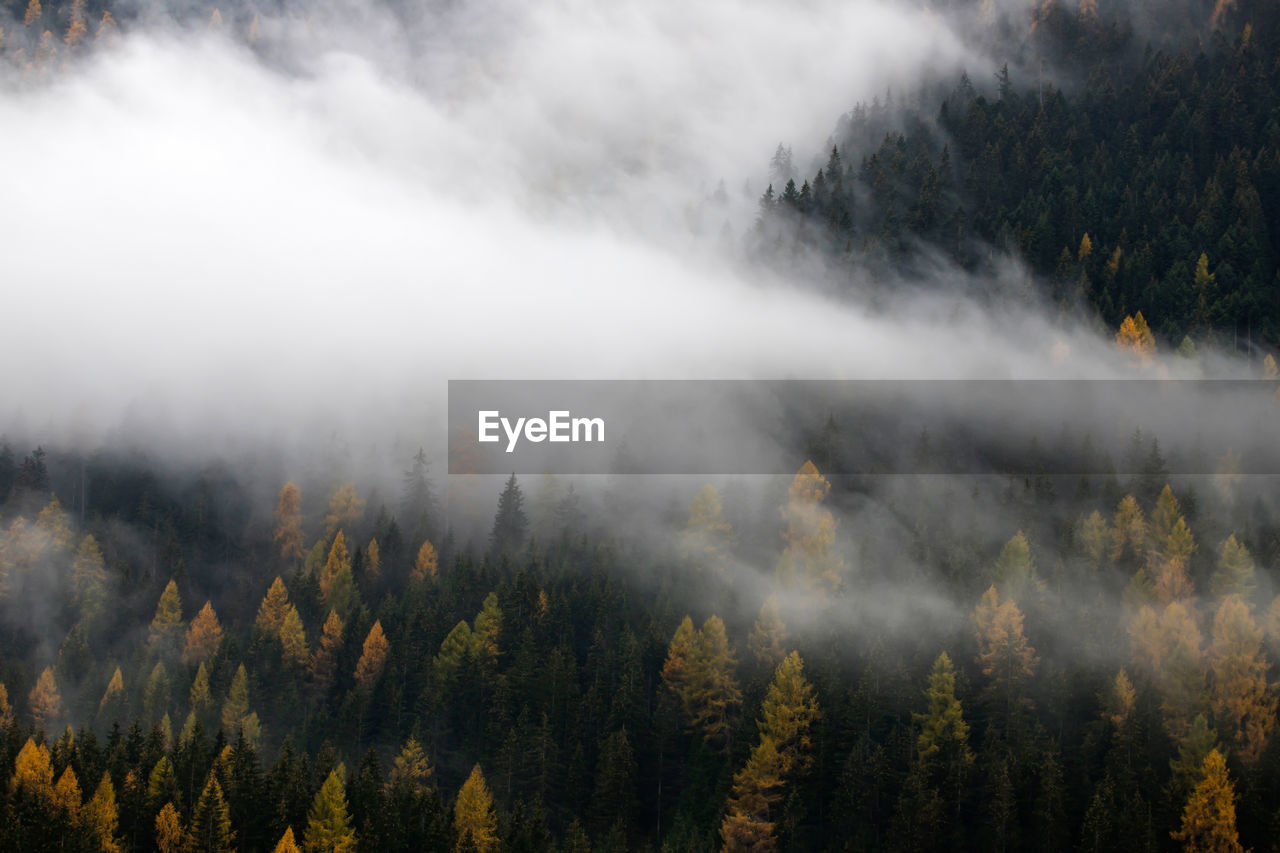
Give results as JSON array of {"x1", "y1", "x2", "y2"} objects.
[
  {"x1": 274, "y1": 483, "x2": 305, "y2": 563},
  {"x1": 155, "y1": 802, "x2": 183, "y2": 853},
  {"x1": 1077, "y1": 510, "x2": 1109, "y2": 566},
  {"x1": 389, "y1": 737, "x2": 432, "y2": 790},
  {"x1": 273, "y1": 826, "x2": 302, "y2": 853},
  {"x1": 23, "y1": 0, "x2": 40, "y2": 27},
  {"x1": 748, "y1": 596, "x2": 787, "y2": 671},
  {"x1": 95, "y1": 10, "x2": 116, "y2": 42},
  {"x1": 143, "y1": 662, "x2": 170, "y2": 722},
  {"x1": 36, "y1": 495, "x2": 72, "y2": 552},
  {"x1": 0, "y1": 682, "x2": 15, "y2": 729},
  {"x1": 304, "y1": 767, "x2": 357, "y2": 853},
  {"x1": 453, "y1": 764, "x2": 498, "y2": 853},
  {"x1": 1110, "y1": 495, "x2": 1148, "y2": 565},
  {"x1": 992, "y1": 530, "x2": 1037, "y2": 602},
  {"x1": 720, "y1": 735, "x2": 785, "y2": 852},
  {"x1": 681, "y1": 616, "x2": 742, "y2": 749},
  {"x1": 1211, "y1": 535, "x2": 1256, "y2": 601},
  {"x1": 311, "y1": 611, "x2": 344, "y2": 695},
  {"x1": 72, "y1": 534, "x2": 108, "y2": 626},
  {"x1": 85, "y1": 772, "x2": 122, "y2": 853},
  {"x1": 916, "y1": 652, "x2": 973, "y2": 796},
  {"x1": 11, "y1": 738, "x2": 54, "y2": 797},
  {"x1": 52, "y1": 766, "x2": 80, "y2": 820},
  {"x1": 63, "y1": 0, "x2": 85, "y2": 47},
  {"x1": 98, "y1": 667, "x2": 124, "y2": 720},
  {"x1": 183, "y1": 602, "x2": 224, "y2": 666},
  {"x1": 433, "y1": 621, "x2": 472, "y2": 683},
  {"x1": 363, "y1": 539, "x2": 380, "y2": 581},
  {"x1": 680, "y1": 484, "x2": 735, "y2": 574},
  {"x1": 323, "y1": 484, "x2": 364, "y2": 541},
  {"x1": 221, "y1": 664, "x2": 260, "y2": 744},
  {"x1": 353, "y1": 621, "x2": 389, "y2": 693},
  {"x1": 149, "y1": 580, "x2": 184, "y2": 660},
  {"x1": 1209, "y1": 595, "x2": 1276, "y2": 762},
  {"x1": 470, "y1": 592, "x2": 502, "y2": 667},
  {"x1": 972, "y1": 586, "x2": 1038, "y2": 725},
  {"x1": 320, "y1": 532, "x2": 357, "y2": 616},
  {"x1": 778, "y1": 461, "x2": 843, "y2": 592},
  {"x1": 190, "y1": 662, "x2": 211, "y2": 712},
  {"x1": 1115, "y1": 312, "x2": 1156, "y2": 363},
  {"x1": 280, "y1": 606, "x2": 309, "y2": 668},
  {"x1": 1170, "y1": 750, "x2": 1243, "y2": 853},
  {"x1": 255, "y1": 577, "x2": 291, "y2": 637},
  {"x1": 29, "y1": 667, "x2": 61, "y2": 731},
  {"x1": 412, "y1": 540, "x2": 437, "y2": 583}
]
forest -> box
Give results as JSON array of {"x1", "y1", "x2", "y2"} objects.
[{"x1": 3, "y1": 0, "x2": 1280, "y2": 851}]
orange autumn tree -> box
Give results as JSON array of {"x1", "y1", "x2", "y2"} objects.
[
  {"x1": 412, "y1": 541, "x2": 438, "y2": 583},
  {"x1": 29, "y1": 667, "x2": 61, "y2": 731},
  {"x1": 1116, "y1": 311, "x2": 1156, "y2": 363},
  {"x1": 353, "y1": 621, "x2": 389, "y2": 692},
  {"x1": 1171, "y1": 749, "x2": 1244, "y2": 853},
  {"x1": 662, "y1": 615, "x2": 741, "y2": 750},
  {"x1": 1209, "y1": 595, "x2": 1276, "y2": 762},
  {"x1": 183, "y1": 602, "x2": 223, "y2": 666}
]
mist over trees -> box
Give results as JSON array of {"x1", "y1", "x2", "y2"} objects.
[{"x1": 1, "y1": 0, "x2": 1280, "y2": 851}]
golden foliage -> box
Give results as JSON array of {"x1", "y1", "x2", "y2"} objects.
[{"x1": 453, "y1": 764, "x2": 498, "y2": 853}]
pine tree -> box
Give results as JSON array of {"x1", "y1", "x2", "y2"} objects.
[
  {"x1": 490, "y1": 474, "x2": 527, "y2": 553},
  {"x1": 144, "y1": 662, "x2": 170, "y2": 721},
  {"x1": 29, "y1": 666, "x2": 61, "y2": 731},
  {"x1": 1170, "y1": 750, "x2": 1243, "y2": 853},
  {"x1": 353, "y1": 622, "x2": 389, "y2": 692},
  {"x1": 434, "y1": 621, "x2": 472, "y2": 682},
  {"x1": 1170, "y1": 715, "x2": 1221, "y2": 799},
  {"x1": 363, "y1": 539, "x2": 380, "y2": 581},
  {"x1": 453, "y1": 765, "x2": 498, "y2": 853},
  {"x1": 274, "y1": 483, "x2": 305, "y2": 562},
  {"x1": 916, "y1": 652, "x2": 973, "y2": 783},
  {"x1": 304, "y1": 767, "x2": 357, "y2": 853},
  {"x1": 184, "y1": 602, "x2": 224, "y2": 666}
]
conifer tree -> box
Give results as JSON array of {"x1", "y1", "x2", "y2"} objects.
[
  {"x1": 72, "y1": 534, "x2": 108, "y2": 625},
  {"x1": 412, "y1": 540, "x2": 437, "y2": 583},
  {"x1": 778, "y1": 461, "x2": 843, "y2": 591},
  {"x1": 1209, "y1": 595, "x2": 1275, "y2": 762},
  {"x1": 304, "y1": 767, "x2": 357, "y2": 853},
  {"x1": 453, "y1": 764, "x2": 498, "y2": 853},
  {"x1": 255, "y1": 577, "x2": 290, "y2": 637},
  {"x1": 188, "y1": 775, "x2": 234, "y2": 853},
  {"x1": 184, "y1": 602, "x2": 224, "y2": 666},
  {"x1": 1211, "y1": 535, "x2": 1256, "y2": 600},
  {"x1": 273, "y1": 826, "x2": 302, "y2": 853},
  {"x1": 149, "y1": 580, "x2": 184, "y2": 660},
  {"x1": 85, "y1": 772, "x2": 122, "y2": 853},
  {"x1": 681, "y1": 484, "x2": 735, "y2": 573},
  {"x1": 155, "y1": 802, "x2": 183, "y2": 853},
  {"x1": 490, "y1": 474, "x2": 527, "y2": 553},
  {"x1": 353, "y1": 621, "x2": 388, "y2": 692},
  {"x1": 274, "y1": 483, "x2": 305, "y2": 563},
  {"x1": 280, "y1": 606, "x2": 309, "y2": 668},
  {"x1": 748, "y1": 596, "x2": 787, "y2": 671},
  {"x1": 323, "y1": 485, "x2": 363, "y2": 541},
  {"x1": 311, "y1": 611, "x2": 344, "y2": 695},
  {"x1": 992, "y1": 531, "x2": 1036, "y2": 602},
  {"x1": 680, "y1": 616, "x2": 742, "y2": 749},
  {"x1": 1171, "y1": 750, "x2": 1243, "y2": 853},
  {"x1": 470, "y1": 593, "x2": 501, "y2": 667},
  {"x1": 29, "y1": 666, "x2": 61, "y2": 731}
]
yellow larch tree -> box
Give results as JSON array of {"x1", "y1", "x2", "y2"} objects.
[
  {"x1": 1171, "y1": 749, "x2": 1244, "y2": 853},
  {"x1": 273, "y1": 482, "x2": 305, "y2": 562},
  {"x1": 778, "y1": 461, "x2": 843, "y2": 592},
  {"x1": 453, "y1": 764, "x2": 498, "y2": 853},
  {"x1": 183, "y1": 602, "x2": 224, "y2": 666},
  {"x1": 353, "y1": 621, "x2": 389, "y2": 692},
  {"x1": 1209, "y1": 595, "x2": 1276, "y2": 762},
  {"x1": 255, "y1": 577, "x2": 291, "y2": 637},
  {"x1": 412, "y1": 540, "x2": 438, "y2": 583},
  {"x1": 29, "y1": 667, "x2": 61, "y2": 731}
]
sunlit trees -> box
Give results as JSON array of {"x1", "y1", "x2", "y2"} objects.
[
  {"x1": 412, "y1": 540, "x2": 437, "y2": 583},
  {"x1": 85, "y1": 772, "x2": 122, "y2": 853},
  {"x1": 320, "y1": 531, "x2": 357, "y2": 615},
  {"x1": 155, "y1": 802, "x2": 183, "y2": 853},
  {"x1": 1115, "y1": 312, "x2": 1156, "y2": 363},
  {"x1": 255, "y1": 577, "x2": 291, "y2": 637}
]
